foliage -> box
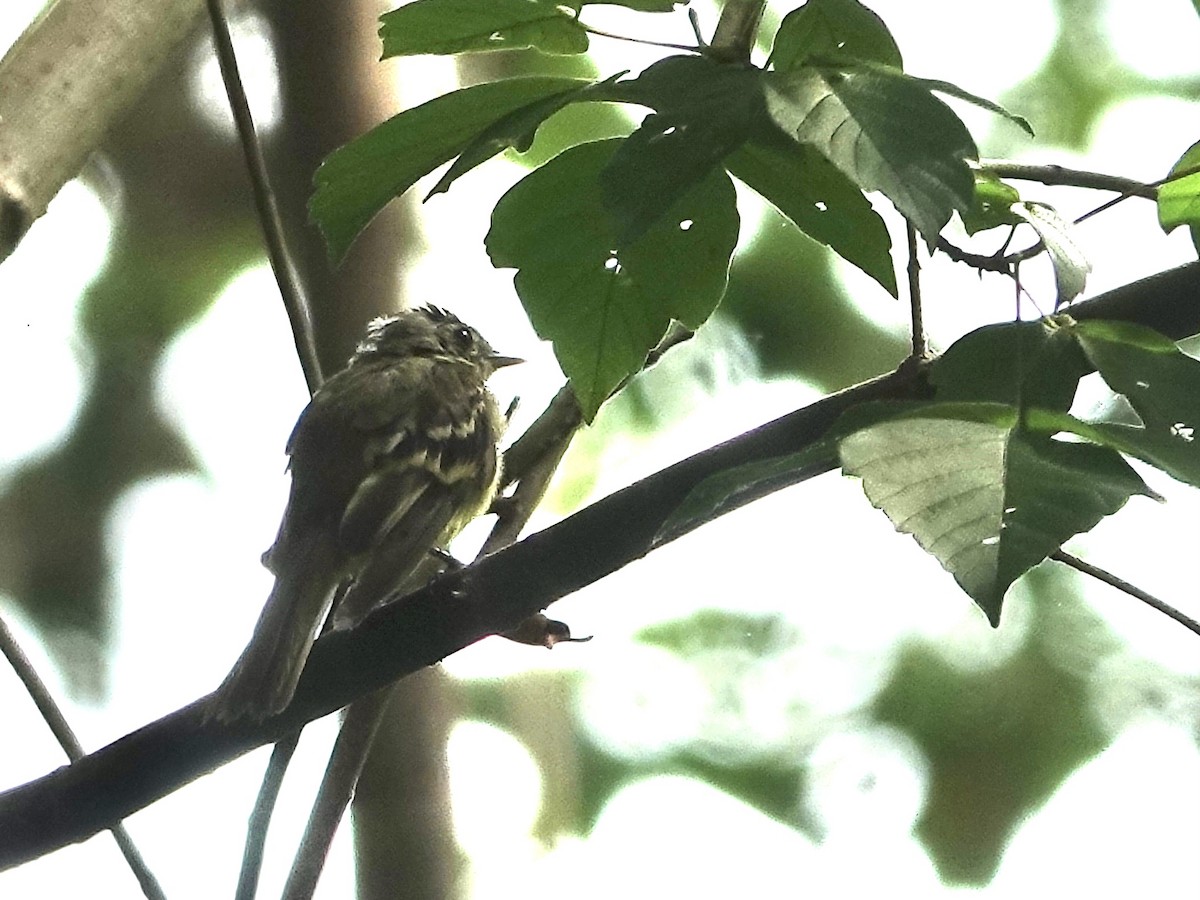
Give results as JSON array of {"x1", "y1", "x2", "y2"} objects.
[
  {"x1": 3, "y1": 0, "x2": 1199, "y2": 893},
  {"x1": 308, "y1": 0, "x2": 1200, "y2": 660},
  {"x1": 311, "y1": 0, "x2": 1034, "y2": 416}
]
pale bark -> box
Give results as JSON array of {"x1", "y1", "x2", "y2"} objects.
[{"x1": 0, "y1": 0, "x2": 206, "y2": 261}]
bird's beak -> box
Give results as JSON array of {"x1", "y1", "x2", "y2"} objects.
[{"x1": 488, "y1": 354, "x2": 524, "y2": 369}]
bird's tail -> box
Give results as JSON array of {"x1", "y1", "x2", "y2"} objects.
[{"x1": 206, "y1": 536, "x2": 341, "y2": 723}]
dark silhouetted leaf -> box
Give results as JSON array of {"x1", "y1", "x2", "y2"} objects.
[
  {"x1": 763, "y1": 65, "x2": 976, "y2": 242},
  {"x1": 311, "y1": 76, "x2": 585, "y2": 262},
  {"x1": 598, "y1": 56, "x2": 764, "y2": 243},
  {"x1": 487, "y1": 139, "x2": 738, "y2": 419},
  {"x1": 725, "y1": 138, "x2": 896, "y2": 295},
  {"x1": 426, "y1": 74, "x2": 625, "y2": 198},
  {"x1": 932, "y1": 319, "x2": 1090, "y2": 413}
]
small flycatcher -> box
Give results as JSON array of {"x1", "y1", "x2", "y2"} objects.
[{"x1": 209, "y1": 305, "x2": 519, "y2": 722}]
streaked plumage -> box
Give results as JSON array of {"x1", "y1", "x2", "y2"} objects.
[{"x1": 208, "y1": 306, "x2": 517, "y2": 722}]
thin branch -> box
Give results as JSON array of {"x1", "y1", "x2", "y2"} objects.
[
  {"x1": 906, "y1": 221, "x2": 926, "y2": 358},
  {"x1": 0, "y1": 614, "x2": 166, "y2": 899},
  {"x1": 205, "y1": 0, "x2": 322, "y2": 394},
  {"x1": 976, "y1": 160, "x2": 1158, "y2": 200},
  {"x1": 486, "y1": 437, "x2": 572, "y2": 556},
  {"x1": 205, "y1": 2, "x2": 330, "y2": 890},
  {"x1": 1052, "y1": 551, "x2": 1200, "y2": 639},
  {"x1": 501, "y1": 323, "x2": 693, "y2": 490},
  {"x1": 500, "y1": 385, "x2": 583, "y2": 490},
  {"x1": 233, "y1": 734, "x2": 300, "y2": 900},
  {"x1": 936, "y1": 236, "x2": 1015, "y2": 274},
  {"x1": 4, "y1": 261, "x2": 1200, "y2": 868},
  {"x1": 281, "y1": 689, "x2": 392, "y2": 900}
]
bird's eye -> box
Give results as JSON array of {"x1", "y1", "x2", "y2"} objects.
[{"x1": 454, "y1": 325, "x2": 473, "y2": 347}]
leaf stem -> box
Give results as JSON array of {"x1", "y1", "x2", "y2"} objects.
[
  {"x1": 1053, "y1": 551, "x2": 1200, "y2": 639},
  {"x1": 579, "y1": 22, "x2": 698, "y2": 53}
]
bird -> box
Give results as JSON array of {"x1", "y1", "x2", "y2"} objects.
[{"x1": 207, "y1": 305, "x2": 519, "y2": 722}]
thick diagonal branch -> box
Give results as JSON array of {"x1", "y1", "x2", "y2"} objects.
[{"x1": 2, "y1": 261, "x2": 1199, "y2": 869}]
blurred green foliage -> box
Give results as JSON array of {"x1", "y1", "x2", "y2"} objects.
[{"x1": 4, "y1": 2, "x2": 1196, "y2": 890}]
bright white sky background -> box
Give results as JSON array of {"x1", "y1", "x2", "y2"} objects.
[{"x1": 0, "y1": 1, "x2": 1198, "y2": 898}]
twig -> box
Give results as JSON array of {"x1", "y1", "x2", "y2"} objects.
[
  {"x1": 501, "y1": 324, "x2": 694, "y2": 489},
  {"x1": 233, "y1": 733, "x2": 300, "y2": 900},
  {"x1": 906, "y1": 221, "x2": 926, "y2": 358},
  {"x1": 948, "y1": 161, "x2": 1160, "y2": 278},
  {"x1": 281, "y1": 689, "x2": 392, "y2": 900},
  {"x1": 205, "y1": 0, "x2": 322, "y2": 394},
  {"x1": 485, "y1": 436, "x2": 571, "y2": 555},
  {"x1": 206, "y1": 1, "x2": 331, "y2": 890},
  {"x1": 975, "y1": 160, "x2": 1157, "y2": 200},
  {"x1": 0, "y1": 613, "x2": 166, "y2": 900},
  {"x1": 1052, "y1": 551, "x2": 1200, "y2": 639}
]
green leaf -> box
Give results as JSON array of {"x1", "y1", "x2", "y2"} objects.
[
  {"x1": 1071, "y1": 319, "x2": 1200, "y2": 486},
  {"x1": 655, "y1": 441, "x2": 838, "y2": 546},
  {"x1": 597, "y1": 57, "x2": 764, "y2": 243},
  {"x1": 932, "y1": 319, "x2": 1090, "y2": 413},
  {"x1": 763, "y1": 65, "x2": 977, "y2": 243},
  {"x1": 724, "y1": 137, "x2": 896, "y2": 296},
  {"x1": 910, "y1": 75, "x2": 1033, "y2": 137},
  {"x1": 838, "y1": 402, "x2": 1157, "y2": 624},
  {"x1": 426, "y1": 75, "x2": 623, "y2": 199},
  {"x1": 1157, "y1": 138, "x2": 1200, "y2": 254},
  {"x1": 769, "y1": 0, "x2": 902, "y2": 70},
  {"x1": 1086, "y1": 423, "x2": 1200, "y2": 488},
  {"x1": 961, "y1": 172, "x2": 1022, "y2": 235},
  {"x1": 487, "y1": 139, "x2": 739, "y2": 420},
  {"x1": 311, "y1": 76, "x2": 586, "y2": 263},
  {"x1": 1010, "y1": 202, "x2": 1090, "y2": 306},
  {"x1": 379, "y1": 0, "x2": 588, "y2": 57}
]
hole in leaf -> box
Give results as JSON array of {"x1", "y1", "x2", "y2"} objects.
[
  {"x1": 1135, "y1": 380, "x2": 1150, "y2": 389},
  {"x1": 982, "y1": 536, "x2": 1000, "y2": 546},
  {"x1": 679, "y1": 219, "x2": 694, "y2": 231},
  {"x1": 815, "y1": 201, "x2": 828, "y2": 212},
  {"x1": 1171, "y1": 422, "x2": 1195, "y2": 442}
]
